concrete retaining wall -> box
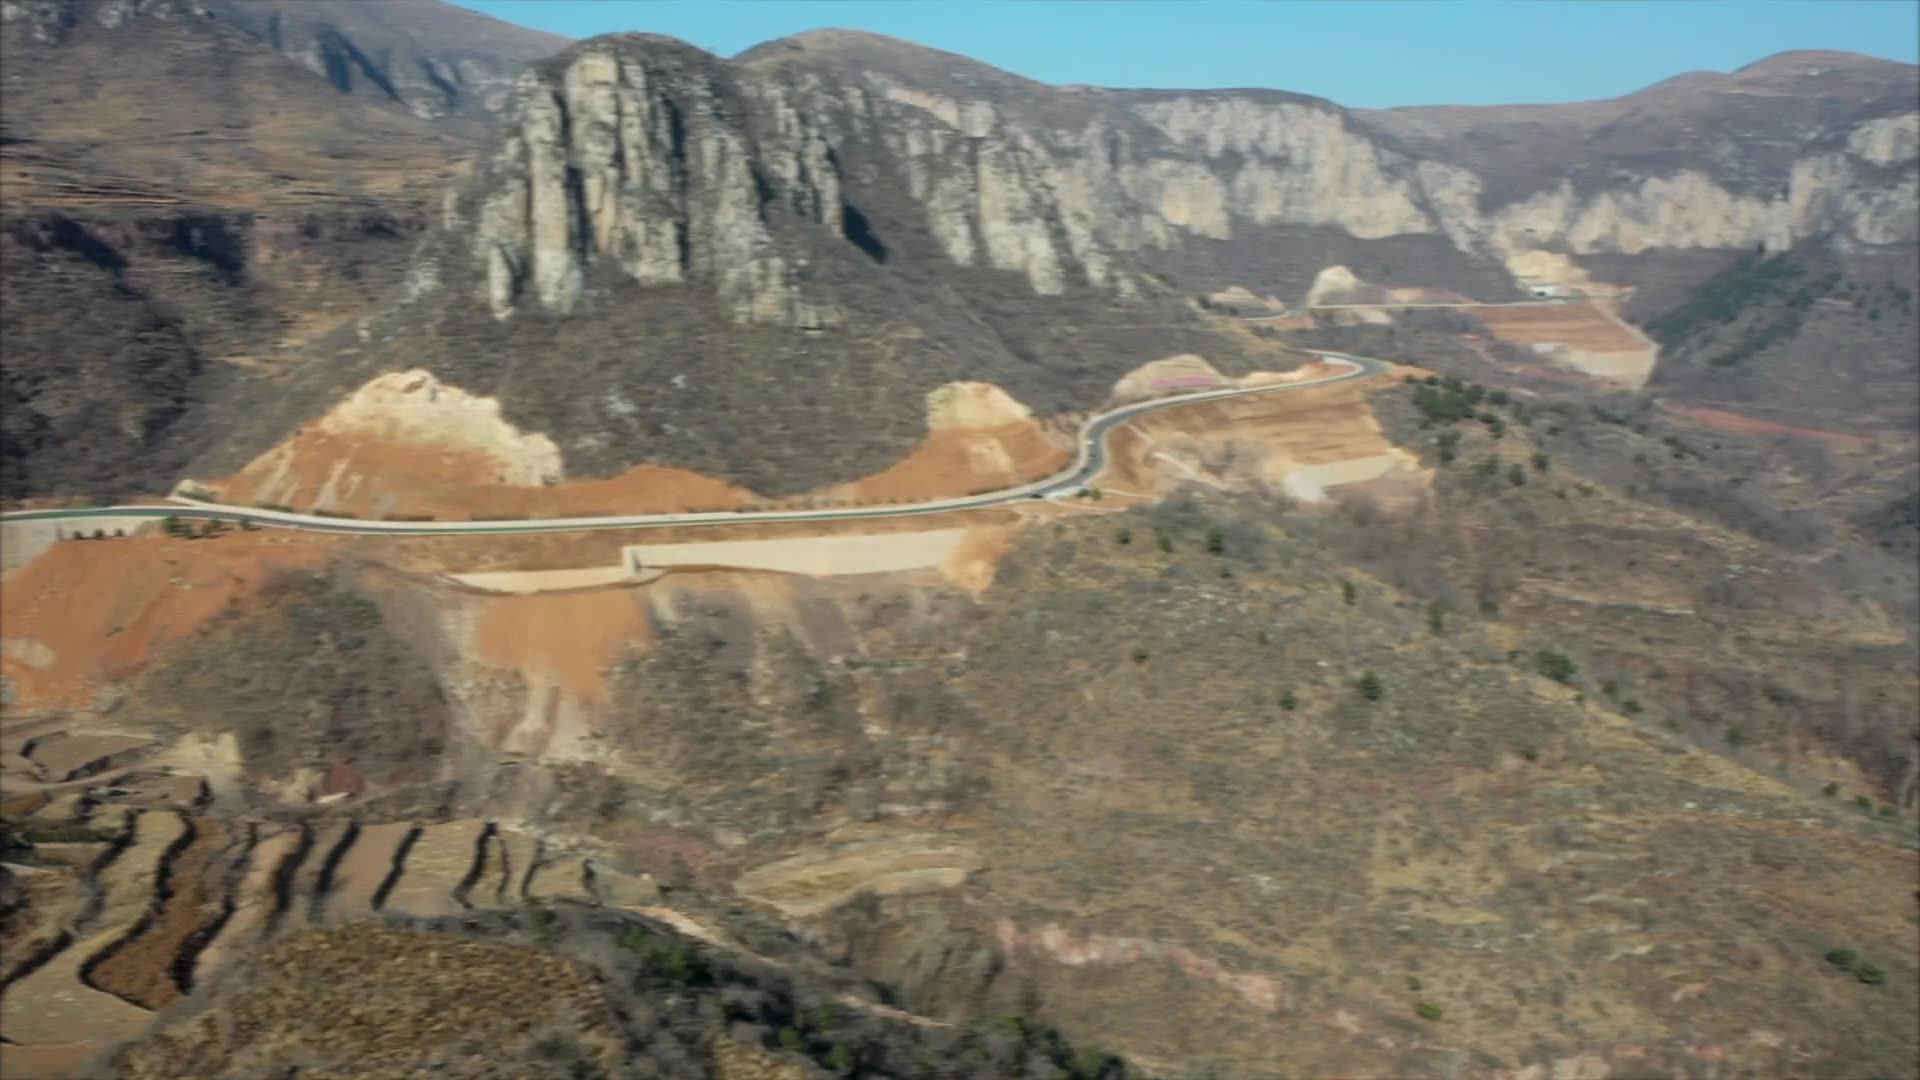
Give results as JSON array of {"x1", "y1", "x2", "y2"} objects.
[
  {"x1": 1, "y1": 517, "x2": 158, "y2": 577},
  {"x1": 625, "y1": 528, "x2": 971, "y2": 577}
]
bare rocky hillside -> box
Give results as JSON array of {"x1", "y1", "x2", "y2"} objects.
[
  {"x1": 4, "y1": 15, "x2": 1914, "y2": 500},
  {"x1": 166, "y1": 30, "x2": 1919, "y2": 499},
  {"x1": 0, "y1": 0, "x2": 545, "y2": 502},
  {"x1": 4, "y1": 488, "x2": 1915, "y2": 1078},
  {"x1": 2, "y1": 13, "x2": 1917, "y2": 1078}
]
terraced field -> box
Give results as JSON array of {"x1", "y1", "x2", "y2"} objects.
[{"x1": 0, "y1": 739, "x2": 653, "y2": 1076}]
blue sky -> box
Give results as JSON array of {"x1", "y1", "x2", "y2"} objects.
[{"x1": 451, "y1": 0, "x2": 1918, "y2": 109}]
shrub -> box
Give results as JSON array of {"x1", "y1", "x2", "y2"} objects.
[
  {"x1": 1507, "y1": 463, "x2": 1527, "y2": 487},
  {"x1": 1533, "y1": 649, "x2": 1578, "y2": 685},
  {"x1": 1854, "y1": 962, "x2": 1886, "y2": 985},
  {"x1": 1205, "y1": 527, "x2": 1226, "y2": 555},
  {"x1": 1415, "y1": 1002, "x2": 1444, "y2": 1022},
  {"x1": 1356, "y1": 671, "x2": 1385, "y2": 701},
  {"x1": 525, "y1": 902, "x2": 559, "y2": 946},
  {"x1": 1531, "y1": 451, "x2": 1550, "y2": 472},
  {"x1": 1426, "y1": 600, "x2": 1447, "y2": 635},
  {"x1": 1279, "y1": 689, "x2": 1298, "y2": 711},
  {"x1": 1131, "y1": 645, "x2": 1150, "y2": 664},
  {"x1": 1854, "y1": 795, "x2": 1872, "y2": 812},
  {"x1": 18, "y1": 824, "x2": 118, "y2": 843},
  {"x1": 1342, "y1": 580, "x2": 1357, "y2": 606},
  {"x1": 1116, "y1": 527, "x2": 1132, "y2": 546},
  {"x1": 1156, "y1": 530, "x2": 1174, "y2": 554},
  {"x1": 1621, "y1": 698, "x2": 1643, "y2": 716},
  {"x1": 1821, "y1": 781, "x2": 1839, "y2": 798}
]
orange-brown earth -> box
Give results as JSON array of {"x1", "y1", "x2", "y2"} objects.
[
  {"x1": 88, "y1": 820, "x2": 231, "y2": 1010},
  {"x1": 466, "y1": 585, "x2": 657, "y2": 707},
  {"x1": 0, "y1": 531, "x2": 342, "y2": 709},
  {"x1": 4, "y1": 365, "x2": 1400, "y2": 724},
  {"x1": 1097, "y1": 369, "x2": 1420, "y2": 503},
  {"x1": 211, "y1": 372, "x2": 1081, "y2": 519},
  {"x1": 822, "y1": 421, "x2": 1072, "y2": 503},
  {"x1": 216, "y1": 423, "x2": 750, "y2": 520},
  {"x1": 1661, "y1": 403, "x2": 1873, "y2": 448}
]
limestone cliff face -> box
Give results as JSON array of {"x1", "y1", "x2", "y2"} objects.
[
  {"x1": 445, "y1": 32, "x2": 1916, "y2": 326},
  {"x1": 457, "y1": 37, "x2": 845, "y2": 326}
]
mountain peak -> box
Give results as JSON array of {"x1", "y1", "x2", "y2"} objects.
[
  {"x1": 736, "y1": 27, "x2": 1047, "y2": 94},
  {"x1": 1734, "y1": 48, "x2": 1914, "y2": 75}
]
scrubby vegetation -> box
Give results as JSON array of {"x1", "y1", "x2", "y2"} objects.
[
  {"x1": 107, "y1": 912, "x2": 1152, "y2": 1080},
  {"x1": 126, "y1": 568, "x2": 450, "y2": 792}
]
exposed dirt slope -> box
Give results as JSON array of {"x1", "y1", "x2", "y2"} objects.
[
  {"x1": 209, "y1": 372, "x2": 1071, "y2": 518},
  {"x1": 0, "y1": 531, "x2": 341, "y2": 708}
]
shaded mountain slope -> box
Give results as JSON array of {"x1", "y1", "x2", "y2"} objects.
[{"x1": 201, "y1": 0, "x2": 569, "y2": 133}]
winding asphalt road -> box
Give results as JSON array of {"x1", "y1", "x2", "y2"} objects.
[{"x1": 1, "y1": 352, "x2": 1388, "y2": 537}]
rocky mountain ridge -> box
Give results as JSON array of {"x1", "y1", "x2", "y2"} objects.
[
  {"x1": 432, "y1": 29, "x2": 1916, "y2": 333},
  {"x1": 199, "y1": 0, "x2": 569, "y2": 131},
  {"x1": 1, "y1": 0, "x2": 567, "y2": 131}
]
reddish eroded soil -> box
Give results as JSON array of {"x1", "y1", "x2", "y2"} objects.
[
  {"x1": 468, "y1": 588, "x2": 656, "y2": 704},
  {"x1": 1095, "y1": 374, "x2": 1403, "y2": 495},
  {"x1": 89, "y1": 821, "x2": 233, "y2": 1009},
  {"x1": 219, "y1": 426, "x2": 754, "y2": 520},
  {"x1": 0, "y1": 531, "x2": 342, "y2": 708},
  {"x1": 1662, "y1": 404, "x2": 1872, "y2": 448},
  {"x1": 824, "y1": 421, "x2": 1072, "y2": 504}
]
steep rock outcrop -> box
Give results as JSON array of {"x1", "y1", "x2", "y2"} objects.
[
  {"x1": 371, "y1": 33, "x2": 1920, "y2": 331},
  {"x1": 462, "y1": 38, "x2": 845, "y2": 326},
  {"x1": 184, "y1": 32, "x2": 1920, "y2": 498},
  {"x1": 738, "y1": 33, "x2": 1917, "y2": 287}
]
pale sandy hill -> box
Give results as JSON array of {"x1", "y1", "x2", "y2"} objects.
[
  {"x1": 822, "y1": 381, "x2": 1071, "y2": 504},
  {"x1": 208, "y1": 370, "x2": 753, "y2": 519}
]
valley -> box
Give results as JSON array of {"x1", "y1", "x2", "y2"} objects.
[{"x1": 1, "y1": 3, "x2": 1916, "y2": 1079}]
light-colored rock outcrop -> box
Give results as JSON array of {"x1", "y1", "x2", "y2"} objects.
[
  {"x1": 442, "y1": 33, "x2": 1914, "y2": 326},
  {"x1": 735, "y1": 833, "x2": 981, "y2": 918},
  {"x1": 466, "y1": 39, "x2": 844, "y2": 326}
]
